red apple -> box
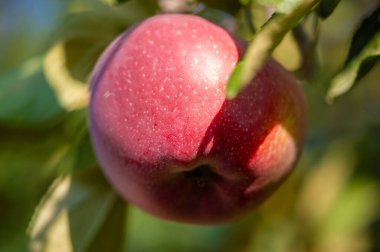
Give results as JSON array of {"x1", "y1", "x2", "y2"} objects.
[{"x1": 88, "y1": 14, "x2": 306, "y2": 224}]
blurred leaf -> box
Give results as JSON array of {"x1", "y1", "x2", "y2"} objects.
[
  {"x1": 318, "y1": 180, "x2": 379, "y2": 246},
  {"x1": 86, "y1": 195, "x2": 126, "y2": 252},
  {"x1": 240, "y1": 1, "x2": 257, "y2": 37},
  {"x1": 259, "y1": 169, "x2": 302, "y2": 218},
  {"x1": 245, "y1": 219, "x2": 299, "y2": 252},
  {"x1": 127, "y1": 206, "x2": 253, "y2": 252},
  {"x1": 326, "y1": 6, "x2": 380, "y2": 102},
  {"x1": 325, "y1": 181, "x2": 380, "y2": 232},
  {"x1": 28, "y1": 169, "x2": 126, "y2": 252},
  {"x1": 0, "y1": 1, "x2": 66, "y2": 71},
  {"x1": 44, "y1": 43, "x2": 90, "y2": 111},
  {"x1": 58, "y1": 109, "x2": 98, "y2": 173},
  {"x1": 45, "y1": 0, "x2": 158, "y2": 111},
  {"x1": 317, "y1": 0, "x2": 341, "y2": 19},
  {"x1": 71, "y1": 131, "x2": 98, "y2": 172},
  {"x1": 256, "y1": 0, "x2": 302, "y2": 13},
  {"x1": 47, "y1": 109, "x2": 98, "y2": 175},
  {"x1": 297, "y1": 141, "x2": 355, "y2": 225},
  {"x1": 99, "y1": 0, "x2": 129, "y2": 5},
  {"x1": 61, "y1": 109, "x2": 88, "y2": 144},
  {"x1": 273, "y1": 32, "x2": 301, "y2": 70},
  {"x1": 119, "y1": 0, "x2": 158, "y2": 16},
  {"x1": 241, "y1": 171, "x2": 303, "y2": 250},
  {"x1": 354, "y1": 124, "x2": 380, "y2": 180},
  {"x1": 196, "y1": 7, "x2": 238, "y2": 33},
  {"x1": 226, "y1": 0, "x2": 320, "y2": 98},
  {"x1": 0, "y1": 128, "x2": 68, "y2": 252},
  {"x1": 291, "y1": 20, "x2": 320, "y2": 79},
  {"x1": 201, "y1": 0, "x2": 243, "y2": 14},
  {"x1": 0, "y1": 57, "x2": 63, "y2": 127},
  {"x1": 65, "y1": 0, "x2": 157, "y2": 41}
]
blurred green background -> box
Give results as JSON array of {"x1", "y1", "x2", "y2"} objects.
[{"x1": 0, "y1": 0, "x2": 379, "y2": 251}]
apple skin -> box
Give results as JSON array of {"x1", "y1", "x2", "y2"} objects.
[{"x1": 88, "y1": 14, "x2": 306, "y2": 224}]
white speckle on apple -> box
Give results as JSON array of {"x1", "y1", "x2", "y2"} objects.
[{"x1": 103, "y1": 91, "x2": 111, "y2": 98}]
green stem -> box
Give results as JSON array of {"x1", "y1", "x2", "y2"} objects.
[{"x1": 227, "y1": 0, "x2": 321, "y2": 99}]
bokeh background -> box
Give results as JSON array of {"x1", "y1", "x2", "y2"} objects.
[{"x1": 0, "y1": 0, "x2": 379, "y2": 251}]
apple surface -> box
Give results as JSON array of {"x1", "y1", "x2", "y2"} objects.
[{"x1": 88, "y1": 14, "x2": 306, "y2": 224}]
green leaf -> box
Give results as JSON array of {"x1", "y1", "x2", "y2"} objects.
[
  {"x1": 326, "y1": 7, "x2": 380, "y2": 103},
  {"x1": 346, "y1": 6, "x2": 380, "y2": 67},
  {"x1": 0, "y1": 57, "x2": 63, "y2": 127},
  {"x1": 226, "y1": 0, "x2": 320, "y2": 99},
  {"x1": 326, "y1": 32, "x2": 380, "y2": 102},
  {"x1": 28, "y1": 169, "x2": 127, "y2": 252},
  {"x1": 317, "y1": 0, "x2": 341, "y2": 19}
]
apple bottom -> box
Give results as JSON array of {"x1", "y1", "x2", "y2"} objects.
[{"x1": 91, "y1": 122, "x2": 297, "y2": 225}]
